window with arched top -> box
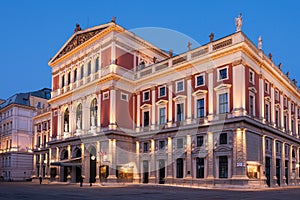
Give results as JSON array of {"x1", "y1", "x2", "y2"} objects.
[
  {"x1": 73, "y1": 148, "x2": 82, "y2": 158},
  {"x1": 90, "y1": 98, "x2": 97, "y2": 127},
  {"x1": 76, "y1": 104, "x2": 82, "y2": 130},
  {"x1": 87, "y1": 61, "x2": 92, "y2": 76},
  {"x1": 95, "y1": 57, "x2": 99, "y2": 72},
  {"x1": 60, "y1": 149, "x2": 68, "y2": 160},
  {"x1": 64, "y1": 108, "x2": 69, "y2": 132}
]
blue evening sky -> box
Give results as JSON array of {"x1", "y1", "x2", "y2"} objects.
[{"x1": 0, "y1": 0, "x2": 299, "y2": 99}]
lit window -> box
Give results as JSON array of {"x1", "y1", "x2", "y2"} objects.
[
  {"x1": 195, "y1": 74, "x2": 204, "y2": 87},
  {"x1": 218, "y1": 68, "x2": 228, "y2": 80},
  {"x1": 159, "y1": 86, "x2": 166, "y2": 97},
  {"x1": 176, "y1": 80, "x2": 184, "y2": 93}
]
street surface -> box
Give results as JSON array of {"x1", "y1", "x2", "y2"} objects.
[{"x1": 1, "y1": 182, "x2": 300, "y2": 200}]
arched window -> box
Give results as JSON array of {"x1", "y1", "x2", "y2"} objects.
[
  {"x1": 76, "y1": 104, "x2": 82, "y2": 130},
  {"x1": 60, "y1": 149, "x2": 68, "y2": 160},
  {"x1": 90, "y1": 98, "x2": 97, "y2": 127},
  {"x1": 61, "y1": 75, "x2": 65, "y2": 88},
  {"x1": 95, "y1": 57, "x2": 99, "y2": 72},
  {"x1": 64, "y1": 108, "x2": 69, "y2": 132},
  {"x1": 73, "y1": 148, "x2": 82, "y2": 158},
  {"x1": 196, "y1": 158, "x2": 205, "y2": 178},
  {"x1": 87, "y1": 61, "x2": 92, "y2": 76},
  {"x1": 80, "y1": 65, "x2": 84, "y2": 79},
  {"x1": 74, "y1": 68, "x2": 77, "y2": 82},
  {"x1": 176, "y1": 158, "x2": 183, "y2": 178}
]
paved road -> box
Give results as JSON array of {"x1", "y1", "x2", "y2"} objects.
[{"x1": 1, "y1": 182, "x2": 300, "y2": 200}]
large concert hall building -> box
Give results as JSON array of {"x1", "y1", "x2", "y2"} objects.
[{"x1": 42, "y1": 18, "x2": 300, "y2": 188}]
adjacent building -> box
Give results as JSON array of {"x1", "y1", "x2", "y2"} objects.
[
  {"x1": 0, "y1": 88, "x2": 51, "y2": 181},
  {"x1": 45, "y1": 19, "x2": 300, "y2": 188}
]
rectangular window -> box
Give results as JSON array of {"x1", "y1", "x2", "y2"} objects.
[
  {"x1": 95, "y1": 57, "x2": 99, "y2": 72},
  {"x1": 103, "y1": 91, "x2": 109, "y2": 100},
  {"x1": 159, "y1": 107, "x2": 166, "y2": 125},
  {"x1": 219, "y1": 133, "x2": 227, "y2": 144},
  {"x1": 177, "y1": 138, "x2": 183, "y2": 149},
  {"x1": 291, "y1": 119, "x2": 295, "y2": 134},
  {"x1": 265, "y1": 103, "x2": 269, "y2": 122},
  {"x1": 284, "y1": 114, "x2": 288, "y2": 131},
  {"x1": 159, "y1": 86, "x2": 166, "y2": 97},
  {"x1": 275, "y1": 109, "x2": 280, "y2": 127},
  {"x1": 275, "y1": 90, "x2": 279, "y2": 101},
  {"x1": 197, "y1": 98, "x2": 205, "y2": 118},
  {"x1": 196, "y1": 74, "x2": 204, "y2": 87},
  {"x1": 87, "y1": 61, "x2": 92, "y2": 76},
  {"x1": 249, "y1": 95, "x2": 254, "y2": 116},
  {"x1": 177, "y1": 103, "x2": 184, "y2": 122},
  {"x1": 265, "y1": 82, "x2": 269, "y2": 93},
  {"x1": 143, "y1": 111, "x2": 150, "y2": 127},
  {"x1": 143, "y1": 91, "x2": 150, "y2": 102},
  {"x1": 159, "y1": 141, "x2": 165, "y2": 150},
  {"x1": 121, "y1": 93, "x2": 128, "y2": 101},
  {"x1": 219, "y1": 93, "x2": 228, "y2": 114},
  {"x1": 43, "y1": 135, "x2": 47, "y2": 146},
  {"x1": 284, "y1": 97, "x2": 287, "y2": 107},
  {"x1": 218, "y1": 68, "x2": 228, "y2": 80},
  {"x1": 143, "y1": 143, "x2": 149, "y2": 153},
  {"x1": 249, "y1": 70, "x2": 254, "y2": 84},
  {"x1": 219, "y1": 156, "x2": 228, "y2": 178},
  {"x1": 197, "y1": 136, "x2": 204, "y2": 147},
  {"x1": 176, "y1": 80, "x2": 184, "y2": 92},
  {"x1": 291, "y1": 103, "x2": 295, "y2": 112}
]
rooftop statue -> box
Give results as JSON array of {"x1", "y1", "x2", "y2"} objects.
[{"x1": 235, "y1": 13, "x2": 243, "y2": 32}]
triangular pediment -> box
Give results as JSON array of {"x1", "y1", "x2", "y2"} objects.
[
  {"x1": 49, "y1": 23, "x2": 111, "y2": 64},
  {"x1": 156, "y1": 99, "x2": 168, "y2": 105},
  {"x1": 214, "y1": 84, "x2": 232, "y2": 91},
  {"x1": 140, "y1": 103, "x2": 152, "y2": 109},
  {"x1": 215, "y1": 145, "x2": 232, "y2": 152},
  {"x1": 192, "y1": 89, "x2": 208, "y2": 96},
  {"x1": 173, "y1": 95, "x2": 187, "y2": 102}
]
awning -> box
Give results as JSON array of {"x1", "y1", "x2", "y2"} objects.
[{"x1": 50, "y1": 157, "x2": 82, "y2": 167}]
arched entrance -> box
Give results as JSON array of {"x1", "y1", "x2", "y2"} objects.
[
  {"x1": 60, "y1": 149, "x2": 69, "y2": 182},
  {"x1": 73, "y1": 148, "x2": 82, "y2": 183},
  {"x1": 89, "y1": 146, "x2": 96, "y2": 183}
]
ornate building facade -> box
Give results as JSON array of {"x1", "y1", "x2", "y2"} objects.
[
  {"x1": 46, "y1": 19, "x2": 300, "y2": 188},
  {"x1": 0, "y1": 88, "x2": 51, "y2": 181}
]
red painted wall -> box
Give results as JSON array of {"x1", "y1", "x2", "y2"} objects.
[
  {"x1": 52, "y1": 75, "x2": 59, "y2": 91},
  {"x1": 101, "y1": 90, "x2": 110, "y2": 127},
  {"x1": 116, "y1": 47, "x2": 134, "y2": 70},
  {"x1": 101, "y1": 47, "x2": 111, "y2": 67},
  {"x1": 52, "y1": 113, "x2": 58, "y2": 138},
  {"x1": 116, "y1": 90, "x2": 134, "y2": 129}
]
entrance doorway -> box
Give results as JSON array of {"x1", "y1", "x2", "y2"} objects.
[
  {"x1": 143, "y1": 160, "x2": 149, "y2": 183},
  {"x1": 63, "y1": 166, "x2": 68, "y2": 182},
  {"x1": 285, "y1": 160, "x2": 289, "y2": 185},
  {"x1": 159, "y1": 160, "x2": 165, "y2": 184},
  {"x1": 75, "y1": 167, "x2": 81, "y2": 182},
  {"x1": 276, "y1": 159, "x2": 281, "y2": 186},
  {"x1": 265, "y1": 157, "x2": 271, "y2": 187},
  {"x1": 90, "y1": 147, "x2": 96, "y2": 183}
]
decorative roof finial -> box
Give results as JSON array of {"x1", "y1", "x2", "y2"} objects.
[
  {"x1": 209, "y1": 33, "x2": 214, "y2": 42},
  {"x1": 235, "y1": 13, "x2": 243, "y2": 32},
  {"x1": 111, "y1": 16, "x2": 116, "y2": 23},
  {"x1": 286, "y1": 71, "x2": 290, "y2": 78},
  {"x1": 187, "y1": 42, "x2": 192, "y2": 51},
  {"x1": 258, "y1": 36, "x2": 262, "y2": 50},
  {"x1": 74, "y1": 23, "x2": 82, "y2": 33},
  {"x1": 268, "y1": 53, "x2": 273, "y2": 61},
  {"x1": 169, "y1": 50, "x2": 173, "y2": 58},
  {"x1": 278, "y1": 63, "x2": 282, "y2": 70}
]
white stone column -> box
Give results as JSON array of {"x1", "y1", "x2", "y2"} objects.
[
  {"x1": 259, "y1": 75, "x2": 265, "y2": 121},
  {"x1": 295, "y1": 106, "x2": 299, "y2": 137},
  {"x1": 232, "y1": 64, "x2": 246, "y2": 116},
  {"x1": 206, "y1": 132, "x2": 214, "y2": 179},
  {"x1": 109, "y1": 87, "x2": 116, "y2": 130},
  {"x1": 272, "y1": 139, "x2": 278, "y2": 187},
  {"x1": 97, "y1": 93, "x2": 101, "y2": 132},
  {"x1": 107, "y1": 139, "x2": 117, "y2": 181},
  {"x1": 149, "y1": 139, "x2": 156, "y2": 183},
  {"x1": 57, "y1": 111, "x2": 62, "y2": 139},
  {"x1": 186, "y1": 76, "x2": 192, "y2": 123},
  {"x1": 134, "y1": 141, "x2": 140, "y2": 183},
  {"x1": 151, "y1": 87, "x2": 156, "y2": 130},
  {"x1": 271, "y1": 85, "x2": 275, "y2": 125},
  {"x1": 166, "y1": 137, "x2": 173, "y2": 182},
  {"x1": 111, "y1": 40, "x2": 116, "y2": 64},
  {"x1": 282, "y1": 142, "x2": 286, "y2": 186},
  {"x1": 261, "y1": 136, "x2": 267, "y2": 183},
  {"x1": 136, "y1": 92, "x2": 141, "y2": 131},
  {"x1": 207, "y1": 69, "x2": 214, "y2": 120},
  {"x1": 82, "y1": 100, "x2": 88, "y2": 133},
  {"x1": 185, "y1": 135, "x2": 192, "y2": 178},
  {"x1": 167, "y1": 83, "x2": 173, "y2": 127},
  {"x1": 96, "y1": 141, "x2": 100, "y2": 182}
]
